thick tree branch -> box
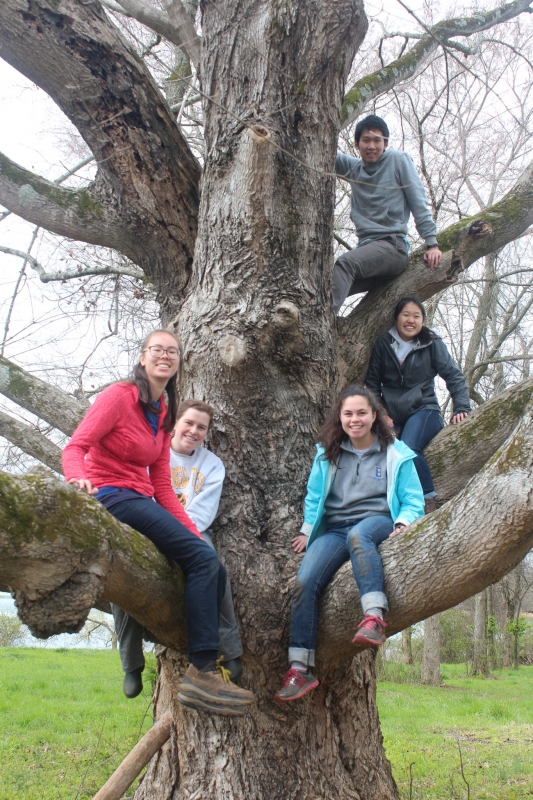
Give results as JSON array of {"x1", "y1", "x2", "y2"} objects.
[
  {"x1": 0, "y1": 153, "x2": 126, "y2": 252},
  {"x1": 0, "y1": 473, "x2": 187, "y2": 648},
  {"x1": 0, "y1": 410, "x2": 63, "y2": 473},
  {"x1": 0, "y1": 244, "x2": 144, "y2": 282},
  {"x1": 337, "y1": 160, "x2": 533, "y2": 384},
  {"x1": 426, "y1": 376, "x2": 533, "y2": 503},
  {"x1": 341, "y1": 0, "x2": 533, "y2": 128},
  {"x1": 0, "y1": 0, "x2": 201, "y2": 315},
  {"x1": 106, "y1": 0, "x2": 201, "y2": 68},
  {"x1": 1, "y1": 390, "x2": 531, "y2": 673},
  {"x1": 0, "y1": 356, "x2": 87, "y2": 436}
]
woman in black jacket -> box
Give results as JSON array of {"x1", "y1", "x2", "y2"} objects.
[{"x1": 365, "y1": 297, "x2": 470, "y2": 512}]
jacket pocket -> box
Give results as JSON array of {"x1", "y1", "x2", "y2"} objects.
[{"x1": 383, "y1": 386, "x2": 423, "y2": 426}]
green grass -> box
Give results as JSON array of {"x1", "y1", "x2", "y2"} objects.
[
  {"x1": 2, "y1": 651, "x2": 533, "y2": 799},
  {"x1": 378, "y1": 663, "x2": 533, "y2": 799},
  {"x1": 0, "y1": 648, "x2": 153, "y2": 800}
]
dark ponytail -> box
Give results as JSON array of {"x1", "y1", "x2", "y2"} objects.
[
  {"x1": 393, "y1": 296, "x2": 435, "y2": 345},
  {"x1": 130, "y1": 329, "x2": 183, "y2": 433}
]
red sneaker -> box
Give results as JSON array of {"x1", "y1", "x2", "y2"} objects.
[
  {"x1": 352, "y1": 615, "x2": 387, "y2": 647},
  {"x1": 274, "y1": 668, "x2": 319, "y2": 702}
]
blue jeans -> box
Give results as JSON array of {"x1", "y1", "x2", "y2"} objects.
[
  {"x1": 108, "y1": 497, "x2": 226, "y2": 659},
  {"x1": 396, "y1": 409, "x2": 444, "y2": 497},
  {"x1": 289, "y1": 515, "x2": 393, "y2": 667}
]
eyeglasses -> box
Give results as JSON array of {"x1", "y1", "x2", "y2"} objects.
[{"x1": 143, "y1": 345, "x2": 180, "y2": 360}]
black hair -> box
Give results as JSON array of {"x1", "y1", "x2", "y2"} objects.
[
  {"x1": 318, "y1": 385, "x2": 394, "y2": 465},
  {"x1": 393, "y1": 296, "x2": 435, "y2": 345},
  {"x1": 129, "y1": 329, "x2": 183, "y2": 433},
  {"x1": 354, "y1": 114, "x2": 390, "y2": 145}
]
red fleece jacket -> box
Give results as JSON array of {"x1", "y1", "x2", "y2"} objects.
[{"x1": 62, "y1": 382, "x2": 200, "y2": 536}]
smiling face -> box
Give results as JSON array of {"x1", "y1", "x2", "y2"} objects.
[
  {"x1": 139, "y1": 331, "x2": 180, "y2": 396},
  {"x1": 395, "y1": 301, "x2": 425, "y2": 342},
  {"x1": 355, "y1": 127, "x2": 388, "y2": 163},
  {"x1": 340, "y1": 395, "x2": 376, "y2": 450},
  {"x1": 172, "y1": 408, "x2": 211, "y2": 455}
]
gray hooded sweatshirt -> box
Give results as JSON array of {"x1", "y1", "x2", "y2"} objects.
[{"x1": 335, "y1": 149, "x2": 438, "y2": 246}]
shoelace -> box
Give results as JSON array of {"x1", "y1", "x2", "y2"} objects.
[
  {"x1": 357, "y1": 615, "x2": 386, "y2": 631},
  {"x1": 284, "y1": 668, "x2": 307, "y2": 686},
  {"x1": 216, "y1": 656, "x2": 236, "y2": 685}
]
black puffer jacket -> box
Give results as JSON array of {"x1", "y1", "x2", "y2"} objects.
[{"x1": 365, "y1": 332, "x2": 471, "y2": 426}]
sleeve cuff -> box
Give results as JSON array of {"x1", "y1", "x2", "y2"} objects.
[{"x1": 300, "y1": 522, "x2": 313, "y2": 535}]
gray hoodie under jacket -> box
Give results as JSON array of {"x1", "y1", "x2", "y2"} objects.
[
  {"x1": 324, "y1": 437, "x2": 389, "y2": 525},
  {"x1": 335, "y1": 149, "x2": 438, "y2": 246}
]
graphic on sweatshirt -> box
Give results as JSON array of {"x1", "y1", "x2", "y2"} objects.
[{"x1": 171, "y1": 466, "x2": 206, "y2": 506}]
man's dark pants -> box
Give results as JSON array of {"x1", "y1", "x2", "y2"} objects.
[{"x1": 332, "y1": 236, "x2": 408, "y2": 313}]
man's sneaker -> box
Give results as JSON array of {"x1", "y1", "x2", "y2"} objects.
[
  {"x1": 177, "y1": 662, "x2": 254, "y2": 716},
  {"x1": 274, "y1": 668, "x2": 319, "y2": 702},
  {"x1": 352, "y1": 615, "x2": 387, "y2": 647}
]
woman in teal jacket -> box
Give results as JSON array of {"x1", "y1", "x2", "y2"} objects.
[{"x1": 275, "y1": 385, "x2": 424, "y2": 703}]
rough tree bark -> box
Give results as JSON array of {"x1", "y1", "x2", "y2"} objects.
[{"x1": 1, "y1": 0, "x2": 533, "y2": 798}]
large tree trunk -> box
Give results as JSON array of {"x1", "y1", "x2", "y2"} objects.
[{"x1": 157, "y1": 0, "x2": 397, "y2": 796}]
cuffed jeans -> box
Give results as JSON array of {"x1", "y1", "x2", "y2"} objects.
[
  {"x1": 288, "y1": 514, "x2": 394, "y2": 667},
  {"x1": 332, "y1": 236, "x2": 408, "y2": 313},
  {"x1": 106, "y1": 497, "x2": 226, "y2": 663},
  {"x1": 112, "y1": 530, "x2": 243, "y2": 673},
  {"x1": 396, "y1": 409, "x2": 444, "y2": 497}
]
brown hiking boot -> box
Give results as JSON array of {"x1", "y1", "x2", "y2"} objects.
[{"x1": 177, "y1": 662, "x2": 254, "y2": 716}]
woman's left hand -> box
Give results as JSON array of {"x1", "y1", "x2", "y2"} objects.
[
  {"x1": 291, "y1": 535, "x2": 309, "y2": 553},
  {"x1": 390, "y1": 524, "x2": 406, "y2": 537},
  {"x1": 451, "y1": 412, "x2": 469, "y2": 424}
]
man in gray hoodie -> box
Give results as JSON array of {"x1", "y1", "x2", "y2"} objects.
[{"x1": 333, "y1": 115, "x2": 442, "y2": 313}]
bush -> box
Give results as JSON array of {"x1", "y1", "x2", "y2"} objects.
[
  {"x1": 0, "y1": 612, "x2": 28, "y2": 646},
  {"x1": 440, "y1": 607, "x2": 473, "y2": 664}
]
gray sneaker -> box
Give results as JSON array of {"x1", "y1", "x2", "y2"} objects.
[
  {"x1": 177, "y1": 662, "x2": 254, "y2": 716},
  {"x1": 274, "y1": 668, "x2": 319, "y2": 702},
  {"x1": 352, "y1": 615, "x2": 387, "y2": 647}
]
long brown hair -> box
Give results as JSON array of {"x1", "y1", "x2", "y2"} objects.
[
  {"x1": 130, "y1": 329, "x2": 183, "y2": 433},
  {"x1": 318, "y1": 385, "x2": 394, "y2": 464}
]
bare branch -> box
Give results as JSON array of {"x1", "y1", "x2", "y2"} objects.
[
  {"x1": 341, "y1": 0, "x2": 533, "y2": 128},
  {"x1": 0, "y1": 245, "x2": 144, "y2": 282},
  {"x1": 0, "y1": 357, "x2": 87, "y2": 436},
  {"x1": 108, "y1": 0, "x2": 201, "y2": 68},
  {"x1": 0, "y1": 410, "x2": 63, "y2": 473},
  {"x1": 0, "y1": 152, "x2": 124, "y2": 251}
]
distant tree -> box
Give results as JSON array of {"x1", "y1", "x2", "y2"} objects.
[{"x1": 0, "y1": 611, "x2": 27, "y2": 647}]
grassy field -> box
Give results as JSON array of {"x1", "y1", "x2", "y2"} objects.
[
  {"x1": 0, "y1": 648, "x2": 153, "y2": 800},
  {"x1": 379, "y1": 663, "x2": 533, "y2": 799},
  {"x1": 1, "y1": 649, "x2": 533, "y2": 799}
]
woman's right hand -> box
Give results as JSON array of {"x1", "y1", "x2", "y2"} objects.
[
  {"x1": 291, "y1": 534, "x2": 309, "y2": 554},
  {"x1": 68, "y1": 478, "x2": 98, "y2": 496}
]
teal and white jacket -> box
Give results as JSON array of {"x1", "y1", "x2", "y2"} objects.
[{"x1": 300, "y1": 440, "x2": 424, "y2": 549}]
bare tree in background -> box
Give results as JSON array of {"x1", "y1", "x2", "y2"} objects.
[{"x1": 2, "y1": 1, "x2": 533, "y2": 797}]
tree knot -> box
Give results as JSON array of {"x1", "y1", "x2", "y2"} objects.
[
  {"x1": 248, "y1": 125, "x2": 271, "y2": 144},
  {"x1": 467, "y1": 219, "x2": 493, "y2": 237},
  {"x1": 14, "y1": 571, "x2": 105, "y2": 639},
  {"x1": 271, "y1": 301, "x2": 300, "y2": 329}
]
